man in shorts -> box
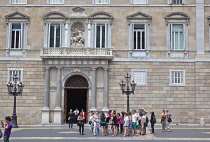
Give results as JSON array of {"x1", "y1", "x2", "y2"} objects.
[{"x1": 131, "y1": 110, "x2": 138, "y2": 136}]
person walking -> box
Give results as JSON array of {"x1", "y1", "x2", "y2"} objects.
[
  {"x1": 150, "y1": 112, "x2": 156, "y2": 134},
  {"x1": 77, "y1": 112, "x2": 85, "y2": 135},
  {"x1": 81, "y1": 109, "x2": 87, "y2": 123},
  {"x1": 100, "y1": 112, "x2": 107, "y2": 136},
  {"x1": 73, "y1": 108, "x2": 79, "y2": 124},
  {"x1": 93, "y1": 112, "x2": 99, "y2": 136},
  {"x1": 1, "y1": 116, "x2": 12, "y2": 142},
  {"x1": 161, "y1": 110, "x2": 167, "y2": 132},
  {"x1": 165, "y1": 110, "x2": 172, "y2": 132},
  {"x1": 68, "y1": 109, "x2": 74, "y2": 128}
]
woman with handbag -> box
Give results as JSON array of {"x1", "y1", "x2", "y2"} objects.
[
  {"x1": 100, "y1": 112, "x2": 107, "y2": 136},
  {"x1": 161, "y1": 110, "x2": 167, "y2": 132},
  {"x1": 68, "y1": 110, "x2": 74, "y2": 128},
  {"x1": 77, "y1": 112, "x2": 85, "y2": 135}
]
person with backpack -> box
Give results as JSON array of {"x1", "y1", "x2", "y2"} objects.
[
  {"x1": 150, "y1": 112, "x2": 156, "y2": 134},
  {"x1": 166, "y1": 110, "x2": 172, "y2": 132}
]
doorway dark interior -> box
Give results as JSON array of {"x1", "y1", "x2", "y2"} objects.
[{"x1": 66, "y1": 89, "x2": 87, "y2": 123}]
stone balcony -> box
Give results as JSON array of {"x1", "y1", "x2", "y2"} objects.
[{"x1": 40, "y1": 47, "x2": 113, "y2": 60}]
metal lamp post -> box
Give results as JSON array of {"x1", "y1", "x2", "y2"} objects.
[
  {"x1": 7, "y1": 74, "x2": 24, "y2": 128},
  {"x1": 119, "y1": 73, "x2": 137, "y2": 112}
]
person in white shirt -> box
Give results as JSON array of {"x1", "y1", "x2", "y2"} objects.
[
  {"x1": 73, "y1": 108, "x2": 79, "y2": 123},
  {"x1": 123, "y1": 113, "x2": 130, "y2": 136},
  {"x1": 131, "y1": 110, "x2": 138, "y2": 136}
]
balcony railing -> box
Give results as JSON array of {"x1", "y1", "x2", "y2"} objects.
[{"x1": 40, "y1": 47, "x2": 113, "y2": 59}]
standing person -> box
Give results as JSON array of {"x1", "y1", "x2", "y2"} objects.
[
  {"x1": 81, "y1": 109, "x2": 87, "y2": 123},
  {"x1": 73, "y1": 108, "x2": 79, "y2": 124},
  {"x1": 123, "y1": 113, "x2": 130, "y2": 136},
  {"x1": 116, "y1": 113, "x2": 123, "y2": 134},
  {"x1": 128, "y1": 112, "x2": 132, "y2": 135},
  {"x1": 93, "y1": 112, "x2": 99, "y2": 136},
  {"x1": 150, "y1": 112, "x2": 156, "y2": 134},
  {"x1": 77, "y1": 112, "x2": 85, "y2": 135},
  {"x1": 108, "y1": 110, "x2": 113, "y2": 117},
  {"x1": 165, "y1": 110, "x2": 172, "y2": 132},
  {"x1": 100, "y1": 112, "x2": 107, "y2": 136},
  {"x1": 161, "y1": 110, "x2": 167, "y2": 132},
  {"x1": 1, "y1": 116, "x2": 12, "y2": 142},
  {"x1": 105, "y1": 113, "x2": 111, "y2": 136},
  {"x1": 89, "y1": 111, "x2": 94, "y2": 133},
  {"x1": 131, "y1": 110, "x2": 138, "y2": 136},
  {"x1": 68, "y1": 109, "x2": 74, "y2": 128},
  {"x1": 112, "y1": 110, "x2": 118, "y2": 136}
]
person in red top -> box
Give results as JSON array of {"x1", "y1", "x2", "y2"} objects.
[
  {"x1": 81, "y1": 109, "x2": 87, "y2": 123},
  {"x1": 116, "y1": 113, "x2": 123, "y2": 134}
]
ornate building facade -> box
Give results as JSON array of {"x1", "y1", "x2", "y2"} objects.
[{"x1": 0, "y1": 0, "x2": 210, "y2": 124}]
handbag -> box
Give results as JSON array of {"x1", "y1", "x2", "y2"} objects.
[
  {"x1": 68, "y1": 117, "x2": 70, "y2": 121},
  {"x1": 168, "y1": 117, "x2": 172, "y2": 123},
  {"x1": 0, "y1": 129, "x2": 3, "y2": 138}
]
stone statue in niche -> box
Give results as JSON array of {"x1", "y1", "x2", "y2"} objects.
[{"x1": 71, "y1": 22, "x2": 85, "y2": 47}]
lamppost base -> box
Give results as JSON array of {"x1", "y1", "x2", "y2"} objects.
[{"x1": 11, "y1": 115, "x2": 18, "y2": 128}]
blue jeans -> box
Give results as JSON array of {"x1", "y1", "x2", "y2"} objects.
[{"x1": 4, "y1": 135, "x2": 10, "y2": 142}]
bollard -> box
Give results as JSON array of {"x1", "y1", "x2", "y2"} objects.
[{"x1": 200, "y1": 118, "x2": 205, "y2": 126}]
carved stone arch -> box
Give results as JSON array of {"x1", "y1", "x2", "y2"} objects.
[
  {"x1": 89, "y1": 12, "x2": 114, "y2": 20},
  {"x1": 127, "y1": 12, "x2": 152, "y2": 20},
  {"x1": 65, "y1": 75, "x2": 88, "y2": 88},
  {"x1": 62, "y1": 72, "x2": 91, "y2": 89},
  {"x1": 43, "y1": 11, "x2": 67, "y2": 20},
  {"x1": 165, "y1": 12, "x2": 190, "y2": 20}
]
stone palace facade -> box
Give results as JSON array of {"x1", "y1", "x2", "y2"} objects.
[{"x1": 0, "y1": 0, "x2": 210, "y2": 125}]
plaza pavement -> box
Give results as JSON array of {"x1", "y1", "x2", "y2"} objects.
[{"x1": 2, "y1": 124, "x2": 210, "y2": 142}]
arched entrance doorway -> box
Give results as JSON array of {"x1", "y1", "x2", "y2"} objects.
[{"x1": 64, "y1": 75, "x2": 88, "y2": 123}]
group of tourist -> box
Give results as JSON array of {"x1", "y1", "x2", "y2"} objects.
[{"x1": 68, "y1": 107, "x2": 172, "y2": 136}]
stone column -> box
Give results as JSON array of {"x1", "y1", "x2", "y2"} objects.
[
  {"x1": 102, "y1": 67, "x2": 109, "y2": 112},
  {"x1": 54, "y1": 66, "x2": 62, "y2": 124},
  {"x1": 41, "y1": 67, "x2": 50, "y2": 124},
  {"x1": 90, "y1": 67, "x2": 97, "y2": 111},
  {"x1": 196, "y1": 0, "x2": 204, "y2": 54}
]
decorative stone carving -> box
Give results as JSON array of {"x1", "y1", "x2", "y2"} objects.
[
  {"x1": 65, "y1": 75, "x2": 88, "y2": 87},
  {"x1": 71, "y1": 22, "x2": 85, "y2": 47},
  {"x1": 63, "y1": 68, "x2": 90, "y2": 78},
  {"x1": 70, "y1": 7, "x2": 87, "y2": 17}
]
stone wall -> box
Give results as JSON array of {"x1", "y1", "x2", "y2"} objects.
[{"x1": 0, "y1": 61, "x2": 45, "y2": 125}]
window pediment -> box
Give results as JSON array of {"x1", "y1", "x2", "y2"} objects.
[
  {"x1": 165, "y1": 12, "x2": 190, "y2": 21},
  {"x1": 5, "y1": 11, "x2": 30, "y2": 20},
  {"x1": 43, "y1": 11, "x2": 67, "y2": 20},
  {"x1": 127, "y1": 12, "x2": 152, "y2": 20},
  {"x1": 89, "y1": 12, "x2": 113, "y2": 20}
]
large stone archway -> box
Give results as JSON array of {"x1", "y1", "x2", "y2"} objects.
[{"x1": 64, "y1": 75, "x2": 89, "y2": 122}]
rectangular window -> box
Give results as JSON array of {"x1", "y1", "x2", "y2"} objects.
[
  {"x1": 96, "y1": 25, "x2": 106, "y2": 48},
  {"x1": 171, "y1": 24, "x2": 184, "y2": 50},
  {"x1": 11, "y1": 0, "x2": 27, "y2": 4},
  {"x1": 48, "y1": 0, "x2": 64, "y2": 4},
  {"x1": 11, "y1": 24, "x2": 22, "y2": 49},
  {"x1": 169, "y1": 0, "x2": 185, "y2": 4},
  {"x1": 131, "y1": 0, "x2": 148, "y2": 4},
  {"x1": 134, "y1": 24, "x2": 145, "y2": 50},
  {"x1": 132, "y1": 70, "x2": 147, "y2": 86},
  {"x1": 170, "y1": 70, "x2": 185, "y2": 86},
  {"x1": 94, "y1": 0, "x2": 110, "y2": 4},
  {"x1": 50, "y1": 25, "x2": 61, "y2": 47},
  {"x1": 8, "y1": 68, "x2": 23, "y2": 84}
]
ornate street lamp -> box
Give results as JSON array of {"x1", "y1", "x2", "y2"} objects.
[
  {"x1": 7, "y1": 74, "x2": 24, "y2": 128},
  {"x1": 119, "y1": 73, "x2": 137, "y2": 112}
]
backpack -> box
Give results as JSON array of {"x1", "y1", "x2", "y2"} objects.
[
  {"x1": 152, "y1": 116, "x2": 156, "y2": 124},
  {"x1": 144, "y1": 117, "x2": 149, "y2": 127},
  {"x1": 168, "y1": 116, "x2": 172, "y2": 123},
  {"x1": 0, "y1": 129, "x2": 2, "y2": 138}
]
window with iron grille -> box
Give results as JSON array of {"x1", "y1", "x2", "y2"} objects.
[
  {"x1": 93, "y1": 0, "x2": 110, "y2": 4},
  {"x1": 170, "y1": 70, "x2": 185, "y2": 86},
  {"x1": 10, "y1": 0, "x2": 27, "y2": 4},
  {"x1": 48, "y1": 0, "x2": 64, "y2": 4},
  {"x1": 8, "y1": 68, "x2": 23, "y2": 84}
]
